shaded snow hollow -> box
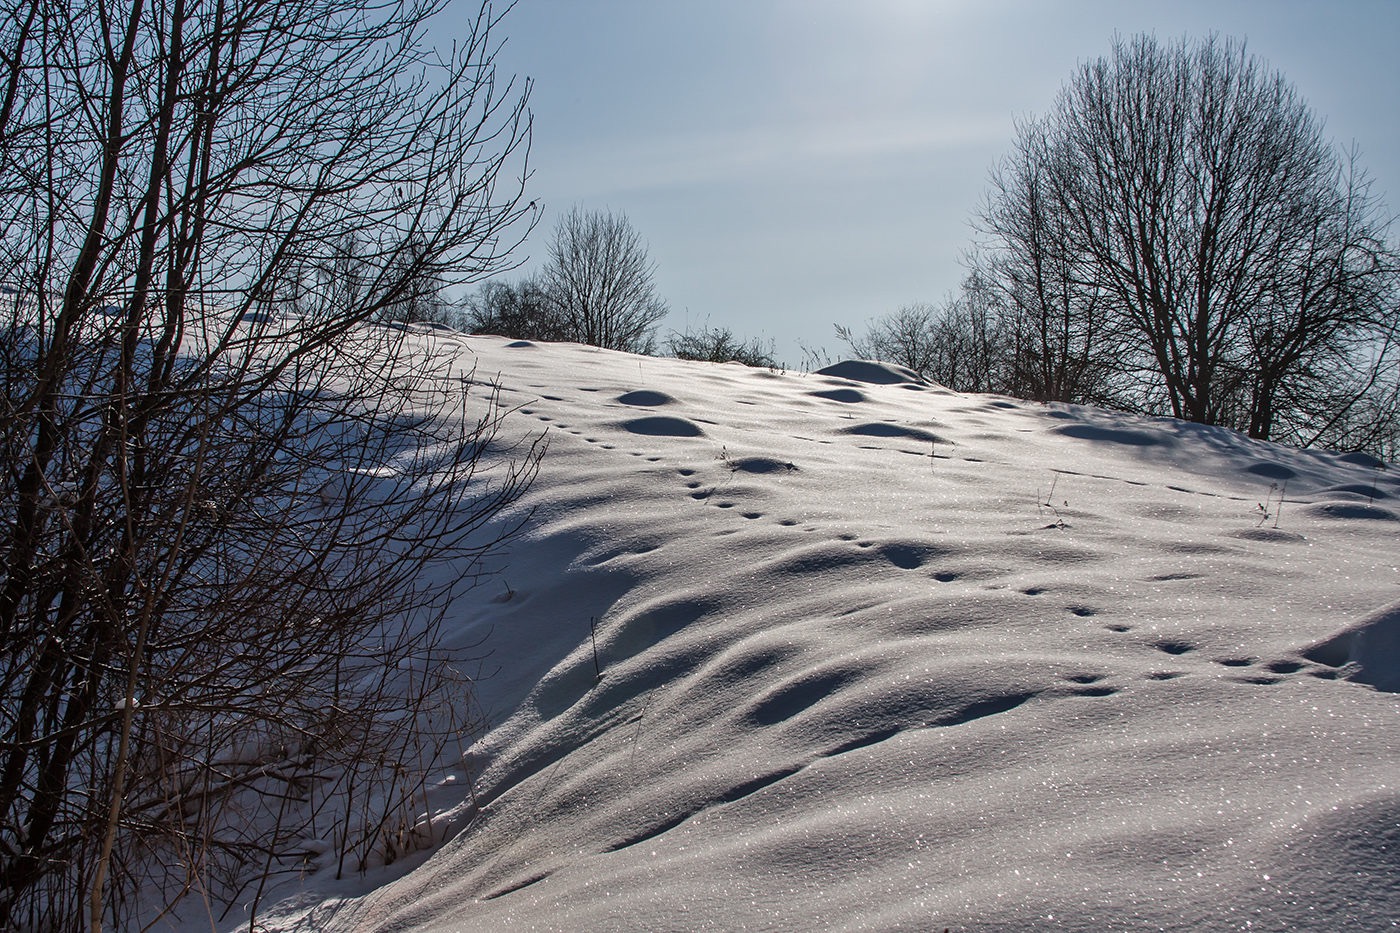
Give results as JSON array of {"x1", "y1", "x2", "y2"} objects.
[{"x1": 259, "y1": 334, "x2": 1399, "y2": 932}]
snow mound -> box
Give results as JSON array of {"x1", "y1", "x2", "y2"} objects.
[
  {"x1": 814, "y1": 359, "x2": 925, "y2": 385},
  {"x1": 1303, "y1": 501, "x2": 1398, "y2": 522},
  {"x1": 809, "y1": 387, "x2": 866, "y2": 403},
  {"x1": 729, "y1": 456, "x2": 798, "y2": 474},
  {"x1": 841, "y1": 421, "x2": 944, "y2": 442},
  {"x1": 619, "y1": 415, "x2": 704, "y2": 437},
  {"x1": 1303, "y1": 600, "x2": 1400, "y2": 692},
  {"x1": 617, "y1": 389, "x2": 675, "y2": 407}
]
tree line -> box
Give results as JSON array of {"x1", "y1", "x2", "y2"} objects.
[{"x1": 446, "y1": 206, "x2": 777, "y2": 367}]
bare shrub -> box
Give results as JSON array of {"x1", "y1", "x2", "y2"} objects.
[
  {"x1": 837, "y1": 274, "x2": 1012, "y2": 394},
  {"x1": 463, "y1": 277, "x2": 568, "y2": 342},
  {"x1": 667, "y1": 324, "x2": 776, "y2": 368},
  {"x1": 0, "y1": 0, "x2": 538, "y2": 928}
]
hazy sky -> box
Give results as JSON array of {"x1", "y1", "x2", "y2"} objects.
[{"x1": 451, "y1": 0, "x2": 1400, "y2": 366}]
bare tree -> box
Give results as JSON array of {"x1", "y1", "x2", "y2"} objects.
[
  {"x1": 382, "y1": 236, "x2": 453, "y2": 326},
  {"x1": 0, "y1": 0, "x2": 539, "y2": 929},
  {"x1": 540, "y1": 207, "x2": 668, "y2": 353},
  {"x1": 950, "y1": 268, "x2": 1018, "y2": 396},
  {"x1": 979, "y1": 33, "x2": 1398, "y2": 445},
  {"x1": 977, "y1": 127, "x2": 1132, "y2": 407}
]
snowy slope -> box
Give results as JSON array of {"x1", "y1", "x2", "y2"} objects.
[{"x1": 262, "y1": 332, "x2": 1399, "y2": 932}]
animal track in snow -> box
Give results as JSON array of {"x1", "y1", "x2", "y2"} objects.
[
  {"x1": 1058, "y1": 672, "x2": 1120, "y2": 697},
  {"x1": 875, "y1": 541, "x2": 952, "y2": 570}
]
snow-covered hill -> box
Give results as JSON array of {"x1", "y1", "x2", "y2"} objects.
[{"x1": 260, "y1": 332, "x2": 1399, "y2": 932}]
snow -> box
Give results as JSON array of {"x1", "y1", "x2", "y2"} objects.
[{"x1": 245, "y1": 332, "x2": 1399, "y2": 931}]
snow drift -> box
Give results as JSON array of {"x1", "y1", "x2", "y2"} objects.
[{"x1": 255, "y1": 332, "x2": 1399, "y2": 932}]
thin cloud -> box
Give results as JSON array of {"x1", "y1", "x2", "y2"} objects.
[{"x1": 545, "y1": 115, "x2": 1008, "y2": 199}]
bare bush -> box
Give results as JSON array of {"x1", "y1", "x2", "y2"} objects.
[
  {"x1": 837, "y1": 303, "x2": 941, "y2": 375},
  {"x1": 463, "y1": 277, "x2": 567, "y2": 342},
  {"x1": 667, "y1": 324, "x2": 776, "y2": 368},
  {"x1": 0, "y1": 0, "x2": 538, "y2": 928}
]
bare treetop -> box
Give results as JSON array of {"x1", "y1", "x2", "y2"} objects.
[{"x1": 541, "y1": 206, "x2": 668, "y2": 353}]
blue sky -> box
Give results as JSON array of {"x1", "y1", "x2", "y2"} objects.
[{"x1": 448, "y1": 0, "x2": 1400, "y2": 366}]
